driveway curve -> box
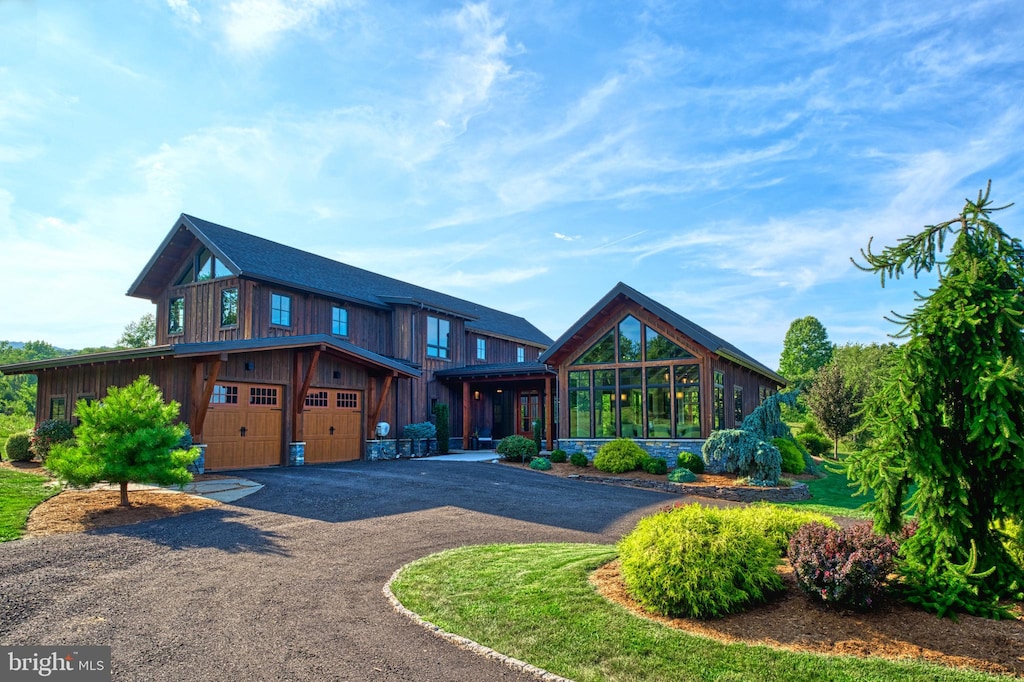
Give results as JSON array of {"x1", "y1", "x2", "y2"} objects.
[{"x1": 0, "y1": 460, "x2": 688, "y2": 681}]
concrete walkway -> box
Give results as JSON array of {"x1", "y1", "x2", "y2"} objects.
[
  {"x1": 421, "y1": 451, "x2": 501, "y2": 462},
  {"x1": 90, "y1": 477, "x2": 264, "y2": 503}
]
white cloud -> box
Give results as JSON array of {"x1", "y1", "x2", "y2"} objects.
[
  {"x1": 167, "y1": 0, "x2": 201, "y2": 24},
  {"x1": 222, "y1": 0, "x2": 342, "y2": 53}
]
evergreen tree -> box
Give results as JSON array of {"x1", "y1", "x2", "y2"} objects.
[
  {"x1": 46, "y1": 375, "x2": 199, "y2": 507},
  {"x1": 805, "y1": 363, "x2": 860, "y2": 459},
  {"x1": 778, "y1": 316, "x2": 832, "y2": 385},
  {"x1": 433, "y1": 403, "x2": 450, "y2": 455},
  {"x1": 846, "y1": 182, "x2": 1024, "y2": 617}
]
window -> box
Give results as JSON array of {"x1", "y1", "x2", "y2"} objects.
[
  {"x1": 619, "y1": 368, "x2": 643, "y2": 437},
  {"x1": 477, "y1": 338, "x2": 486, "y2": 360},
  {"x1": 332, "y1": 306, "x2": 348, "y2": 336},
  {"x1": 305, "y1": 390, "x2": 329, "y2": 408},
  {"x1": 50, "y1": 397, "x2": 66, "y2": 421},
  {"x1": 674, "y1": 365, "x2": 700, "y2": 438},
  {"x1": 594, "y1": 370, "x2": 617, "y2": 438},
  {"x1": 734, "y1": 386, "x2": 744, "y2": 424},
  {"x1": 337, "y1": 391, "x2": 359, "y2": 409},
  {"x1": 249, "y1": 387, "x2": 279, "y2": 406},
  {"x1": 517, "y1": 347, "x2": 525, "y2": 363},
  {"x1": 426, "y1": 316, "x2": 450, "y2": 359},
  {"x1": 168, "y1": 297, "x2": 184, "y2": 335},
  {"x1": 568, "y1": 370, "x2": 591, "y2": 437},
  {"x1": 210, "y1": 385, "x2": 238, "y2": 404},
  {"x1": 713, "y1": 371, "x2": 725, "y2": 430},
  {"x1": 176, "y1": 247, "x2": 228, "y2": 285},
  {"x1": 646, "y1": 367, "x2": 671, "y2": 438},
  {"x1": 618, "y1": 316, "x2": 642, "y2": 362},
  {"x1": 573, "y1": 330, "x2": 615, "y2": 365},
  {"x1": 221, "y1": 288, "x2": 238, "y2": 327},
  {"x1": 271, "y1": 293, "x2": 291, "y2": 327}
]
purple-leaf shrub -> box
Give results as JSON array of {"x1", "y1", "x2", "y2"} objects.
[{"x1": 788, "y1": 521, "x2": 898, "y2": 611}]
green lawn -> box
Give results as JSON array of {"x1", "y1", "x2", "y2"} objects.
[
  {"x1": 0, "y1": 467, "x2": 60, "y2": 541},
  {"x1": 390, "y1": 543, "x2": 1002, "y2": 682},
  {"x1": 780, "y1": 463, "x2": 874, "y2": 519}
]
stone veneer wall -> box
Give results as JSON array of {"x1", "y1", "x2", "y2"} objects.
[
  {"x1": 366, "y1": 438, "x2": 437, "y2": 461},
  {"x1": 557, "y1": 439, "x2": 708, "y2": 470},
  {"x1": 568, "y1": 474, "x2": 811, "y2": 502}
]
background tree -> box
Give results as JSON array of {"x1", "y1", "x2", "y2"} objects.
[
  {"x1": 778, "y1": 316, "x2": 832, "y2": 385},
  {"x1": 805, "y1": 363, "x2": 860, "y2": 459},
  {"x1": 45, "y1": 375, "x2": 199, "y2": 507},
  {"x1": 846, "y1": 182, "x2": 1024, "y2": 617},
  {"x1": 117, "y1": 313, "x2": 156, "y2": 348}
]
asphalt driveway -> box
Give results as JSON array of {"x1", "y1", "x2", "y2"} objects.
[{"x1": 0, "y1": 460, "x2": 684, "y2": 681}]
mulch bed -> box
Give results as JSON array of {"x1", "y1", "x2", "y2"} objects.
[{"x1": 592, "y1": 559, "x2": 1024, "y2": 678}]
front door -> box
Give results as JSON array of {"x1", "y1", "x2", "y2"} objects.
[{"x1": 517, "y1": 391, "x2": 540, "y2": 438}]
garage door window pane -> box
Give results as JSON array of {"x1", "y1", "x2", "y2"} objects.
[{"x1": 250, "y1": 387, "x2": 278, "y2": 406}]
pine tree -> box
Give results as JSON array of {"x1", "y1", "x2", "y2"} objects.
[
  {"x1": 46, "y1": 375, "x2": 199, "y2": 507},
  {"x1": 846, "y1": 182, "x2": 1024, "y2": 617}
]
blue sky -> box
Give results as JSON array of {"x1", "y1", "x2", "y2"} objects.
[{"x1": 2, "y1": 0, "x2": 1022, "y2": 369}]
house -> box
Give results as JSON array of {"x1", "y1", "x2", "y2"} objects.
[
  {"x1": 0, "y1": 216, "x2": 785, "y2": 470},
  {"x1": 0, "y1": 214, "x2": 553, "y2": 469},
  {"x1": 538, "y1": 282, "x2": 786, "y2": 461}
]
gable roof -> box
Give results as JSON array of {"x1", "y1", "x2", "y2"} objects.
[
  {"x1": 538, "y1": 282, "x2": 786, "y2": 385},
  {"x1": 128, "y1": 214, "x2": 552, "y2": 347}
]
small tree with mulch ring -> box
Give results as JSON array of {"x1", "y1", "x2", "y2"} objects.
[{"x1": 45, "y1": 375, "x2": 199, "y2": 507}]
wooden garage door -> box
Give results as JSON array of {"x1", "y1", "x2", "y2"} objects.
[
  {"x1": 303, "y1": 389, "x2": 363, "y2": 463},
  {"x1": 204, "y1": 383, "x2": 283, "y2": 470}
]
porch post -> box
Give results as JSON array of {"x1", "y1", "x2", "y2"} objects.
[
  {"x1": 462, "y1": 381, "x2": 471, "y2": 450},
  {"x1": 544, "y1": 374, "x2": 554, "y2": 451}
]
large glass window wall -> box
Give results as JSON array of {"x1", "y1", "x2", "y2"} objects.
[{"x1": 568, "y1": 316, "x2": 702, "y2": 439}]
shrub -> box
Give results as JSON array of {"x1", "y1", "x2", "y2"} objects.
[
  {"x1": 532, "y1": 419, "x2": 542, "y2": 454},
  {"x1": 773, "y1": 437, "x2": 806, "y2": 474},
  {"x1": 796, "y1": 432, "x2": 832, "y2": 458},
  {"x1": 668, "y1": 467, "x2": 696, "y2": 483},
  {"x1": 433, "y1": 404, "x2": 450, "y2": 455},
  {"x1": 529, "y1": 457, "x2": 552, "y2": 471},
  {"x1": 402, "y1": 421, "x2": 436, "y2": 440},
  {"x1": 737, "y1": 503, "x2": 837, "y2": 555},
  {"x1": 642, "y1": 457, "x2": 668, "y2": 475},
  {"x1": 497, "y1": 435, "x2": 537, "y2": 462},
  {"x1": 0, "y1": 413, "x2": 34, "y2": 443},
  {"x1": 702, "y1": 429, "x2": 781, "y2": 486},
  {"x1": 801, "y1": 417, "x2": 823, "y2": 436},
  {"x1": 4, "y1": 431, "x2": 34, "y2": 462},
  {"x1": 569, "y1": 452, "x2": 588, "y2": 467},
  {"x1": 550, "y1": 449, "x2": 567, "y2": 463},
  {"x1": 31, "y1": 419, "x2": 75, "y2": 462},
  {"x1": 618, "y1": 503, "x2": 783, "y2": 619},
  {"x1": 789, "y1": 521, "x2": 899, "y2": 611},
  {"x1": 676, "y1": 450, "x2": 704, "y2": 474},
  {"x1": 594, "y1": 438, "x2": 647, "y2": 474}
]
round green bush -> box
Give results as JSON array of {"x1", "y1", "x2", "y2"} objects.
[
  {"x1": 593, "y1": 438, "x2": 647, "y2": 474},
  {"x1": 569, "y1": 452, "x2": 588, "y2": 467},
  {"x1": 529, "y1": 457, "x2": 552, "y2": 471},
  {"x1": 642, "y1": 456, "x2": 668, "y2": 475},
  {"x1": 496, "y1": 434, "x2": 538, "y2": 462},
  {"x1": 550, "y1": 449, "x2": 567, "y2": 463},
  {"x1": 796, "y1": 432, "x2": 832, "y2": 458},
  {"x1": 4, "y1": 431, "x2": 34, "y2": 462},
  {"x1": 618, "y1": 503, "x2": 784, "y2": 618},
  {"x1": 736, "y1": 502, "x2": 837, "y2": 555},
  {"x1": 773, "y1": 437, "x2": 806, "y2": 474},
  {"x1": 676, "y1": 450, "x2": 704, "y2": 474},
  {"x1": 668, "y1": 467, "x2": 696, "y2": 483},
  {"x1": 31, "y1": 419, "x2": 75, "y2": 462}
]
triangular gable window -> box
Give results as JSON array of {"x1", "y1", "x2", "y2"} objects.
[
  {"x1": 646, "y1": 327, "x2": 694, "y2": 360},
  {"x1": 572, "y1": 330, "x2": 615, "y2": 365}
]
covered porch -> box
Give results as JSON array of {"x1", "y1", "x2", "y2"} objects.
[{"x1": 434, "y1": 362, "x2": 557, "y2": 451}]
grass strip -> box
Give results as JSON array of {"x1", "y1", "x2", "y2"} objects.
[
  {"x1": 0, "y1": 468, "x2": 60, "y2": 541},
  {"x1": 390, "y1": 543, "x2": 1004, "y2": 682}
]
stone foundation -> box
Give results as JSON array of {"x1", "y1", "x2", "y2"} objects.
[
  {"x1": 366, "y1": 438, "x2": 437, "y2": 461},
  {"x1": 557, "y1": 439, "x2": 706, "y2": 469}
]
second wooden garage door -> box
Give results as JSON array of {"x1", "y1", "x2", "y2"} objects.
[
  {"x1": 204, "y1": 383, "x2": 284, "y2": 470},
  {"x1": 303, "y1": 388, "x2": 363, "y2": 463}
]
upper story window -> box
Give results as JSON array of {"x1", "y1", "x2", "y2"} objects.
[
  {"x1": 477, "y1": 338, "x2": 486, "y2": 360},
  {"x1": 271, "y1": 293, "x2": 291, "y2": 327},
  {"x1": 168, "y1": 297, "x2": 184, "y2": 335},
  {"x1": 176, "y1": 247, "x2": 229, "y2": 285},
  {"x1": 517, "y1": 347, "x2": 525, "y2": 363},
  {"x1": 426, "y1": 316, "x2": 450, "y2": 359},
  {"x1": 221, "y1": 288, "x2": 238, "y2": 327},
  {"x1": 573, "y1": 316, "x2": 694, "y2": 366},
  {"x1": 332, "y1": 306, "x2": 348, "y2": 336}
]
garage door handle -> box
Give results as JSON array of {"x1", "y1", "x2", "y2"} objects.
[
  {"x1": 240, "y1": 426, "x2": 247, "y2": 437},
  {"x1": 329, "y1": 426, "x2": 335, "y2": 436}
]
